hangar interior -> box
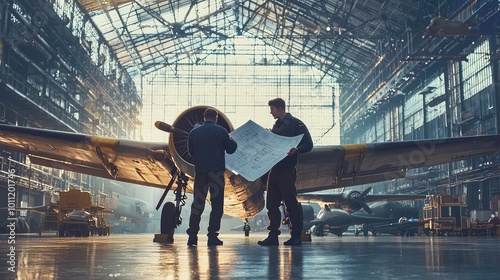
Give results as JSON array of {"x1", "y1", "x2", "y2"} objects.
[{"x1": 0, "y1": 0, "x2": 500, "y2": 232}]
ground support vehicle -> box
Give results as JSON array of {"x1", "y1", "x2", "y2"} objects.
[{"x1": 41, "y1": 189, "x2": 111, "y2": 237}]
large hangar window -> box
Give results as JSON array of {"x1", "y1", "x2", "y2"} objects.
[{"x1": 138, "y1": 38, "x2": 340, "y2": 145}]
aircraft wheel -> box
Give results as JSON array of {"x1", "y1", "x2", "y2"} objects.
[{"x1": 161, "y1": 202, "x2": 176, "y2": 242}]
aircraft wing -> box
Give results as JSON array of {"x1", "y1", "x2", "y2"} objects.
[
  {"x1": 0, "y1": 124, "x2": 175, "y2": 189},
  {"x1": 371, "y1": 219, "x2": 424, "y2": 232},
  {"x1": 296, "y1": 193, "x2": 426, "y2": 205},
  {"x1": 2, "y1": 124, "x2": 500, "y2": 200},
  {"x1": 350, "y1": 214, "x2": 395, "y2": 225},
  {"x1": 296, "y1": 136, "x2": 500, "y2": 193}
]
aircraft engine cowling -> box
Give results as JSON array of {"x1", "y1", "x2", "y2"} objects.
[
  {"x1": 343, "y1": 190, "x2": 365, "y2": 212},
  {"x1": 168, "y1": 106, "x2": 234, "y2": 178}
]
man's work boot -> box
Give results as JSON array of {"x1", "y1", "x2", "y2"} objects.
[
  {"x1": 187, "y1": 235, "x2": 198, "y2": 246},
  {"x1": 284, "y1": 231, "x2": 302, "y2": 246},
  {"x1": 283, "y1": 236, "x2": 302, "y2": 246},
  {"x1": 258, "y1": 230, "x2": 280, "y2": 246},
  {"x1": 258, "y1": 236, "x2": 279, "y2": 246},
  {"x1": 207, "y1": 236, "x2": 223, "y2": 246},
  {"x1": 207, "y1": 232, "x2": 223, "y2": 246}
]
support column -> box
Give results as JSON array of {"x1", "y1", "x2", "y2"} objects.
[{"x1": 490, "y1": 36, "x2": 500, "y2": 133}]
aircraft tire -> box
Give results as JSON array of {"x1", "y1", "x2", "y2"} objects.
[{"x1": 161, "y1": 202, "x2": 176, "y2": 242}]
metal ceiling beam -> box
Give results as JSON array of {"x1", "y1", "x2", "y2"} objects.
[{"x1": 75, "y1": 0, "x2": 429, "y2": 83}]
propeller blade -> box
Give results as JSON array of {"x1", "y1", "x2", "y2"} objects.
[
  {"x1": 155, "y1": 121, "x2": 189, "y2": 135},
  {"x1": 361, "y1": 186, "x2": 372, "y2": 197},
  {"x1": 359, "y1": 187, "x2": 373, "y2": 214},
  {"x1": 361, "y1": 202, "x2": 373, "y2": 214}
]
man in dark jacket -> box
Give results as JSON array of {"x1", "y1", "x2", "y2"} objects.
[
  {"x1": 187, "y1": 108, "x2": 237, "y2": 246},
  {"x1": 258, "y1": 98, "x2": 313, "y2": 246}
]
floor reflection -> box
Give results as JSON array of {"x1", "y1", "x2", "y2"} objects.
[
  {"x1": 15, "y1": 237, "x2": 110, "y2": 279},
  {"x1": 159, "y1": 244, "x2": 181, "y2": 278},
  {"x1": 264, "y1": 246, "x2": 304, "y2": 279},
  {"x1": 1, "y1": 234, "x2": 498, "y2": 279}
]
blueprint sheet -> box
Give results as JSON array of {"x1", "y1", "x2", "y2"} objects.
[{"x1": 225, "y1": 120, "x2": 303, "y2": 182}]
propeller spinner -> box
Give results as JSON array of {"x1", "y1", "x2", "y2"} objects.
[{"x1": 348, "y1": 187, "x2": 373, "y2": 214}]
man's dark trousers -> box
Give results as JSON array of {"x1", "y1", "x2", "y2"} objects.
[
  {"x1": 266, "y1": 166, "x2": 303, "y2": 234},
  {"x1": 187, "y1": 171, "x2": 225, "y2": 236}
]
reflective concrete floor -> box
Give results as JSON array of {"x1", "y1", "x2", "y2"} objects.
[{"x1": 1, "y1": 233, "x2": 499, "y2": 279}]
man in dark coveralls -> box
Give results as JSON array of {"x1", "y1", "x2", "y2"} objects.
[
  {"x1": 186, "y1": 108, "x2": 238, "y2": 246},
  {"x1": 258, "y1": 98, "x2": 313, "y2": 246}
]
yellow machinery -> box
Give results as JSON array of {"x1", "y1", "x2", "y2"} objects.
[
  {"x1": 422, "y1": 194, "x2": 468, "y2": 236},
  {"x1": 40, "y1": 189, "x2": 111, "y2": 237}
]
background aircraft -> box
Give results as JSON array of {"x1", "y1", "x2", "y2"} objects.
[
  {"x1": 362, "y1": 217, "x2": 423, "y2": 237},
  {"x1": 296, "y1": 186, "x2": 425, "y2": 214},
  {"x1": 105, "y1": 182, "x2": 158, "y2": 233},
  {"x1": 233, "y1": 187, "x2": 424, "y2": 236},
  {"x1": 108, "y1": 192, "x2": 154, "y2": 233},
  {"x1": 352, "y1": 201, "x2": 423, "y2": 236},
  {"x1": 302, "y1": 193, "x2": 424, "y2": 237},
  {"x1": 1, "y1": 105, "x2": 500, "y2": 242},
  {"x1": 304, "y1": 205, "x2": 391, "y2": 237}
]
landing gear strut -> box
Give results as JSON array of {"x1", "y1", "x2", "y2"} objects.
[{"x1": 154, "y1": 171, "x2": 188, "y2": 243}]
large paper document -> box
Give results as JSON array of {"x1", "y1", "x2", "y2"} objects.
[{"x1": 226, "y1": 120, "x2": 303, "y2": 182}]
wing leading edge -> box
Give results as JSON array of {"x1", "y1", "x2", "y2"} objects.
[{"x1": 0, "y1": 124, "x2": 175, "y2": 188}]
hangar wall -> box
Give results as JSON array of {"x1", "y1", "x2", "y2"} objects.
[{"x1": 338, "y1": 1, "x2": 500, "y2": 211}]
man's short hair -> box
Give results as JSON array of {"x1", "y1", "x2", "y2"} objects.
[
  {"x1": 268, "y1": 98, "x2": 286, "y2": 110},
  {"x1": 204, "y1": 108, "x2": 218, "y2": 119}
]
